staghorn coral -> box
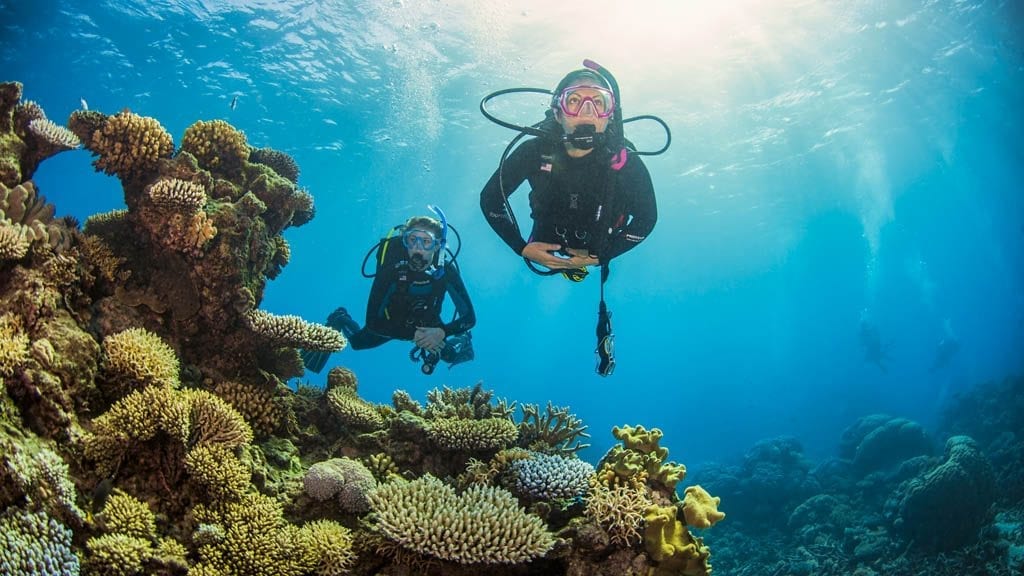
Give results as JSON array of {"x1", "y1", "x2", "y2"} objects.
[
  {"x1": 391, "y1": 389, "x2": 424, "y2": 415},
  {"x1": 184, "y1": 389, "x2": 254, "y2": 450},
  {"x1": 245, "y1": 309, "x2": 346, "y2": 352},
  {"x1": 212, "y1": 380, "x2": 280, "y2": 437},
  {"x1": 146, "y1": 177, "x2": 207, "y2": 212},
  {"x1": 585, "y1": 476, "x2": 652, "y2": 547},
  {"x1": 681, "y1": 485, "x2": 725, "y2": 529},
  {"x1": 184, "y1": 443, "x2": 252, "y2": 502},
  {"x1": 508, "y1": 452, "x2": 594, "y2": 501},
  {"x1": 425, "y1": 381, "x2": 513, "y2": 420},
  {"x1": 299, "y1": 520, "x2": 356, "y2": 576},
  {"x1": 428, "y1": 416, "x2": 519, "y2": 451},
  {"x1": 181, "y1": 119, "x2": 249, "y2": 177},
  {"x1": 97, "y1": 491, "x2": 156, "y2": 541},
  {"x1": 87, "y1": 111, "x2": 174, "y2": 182},
  {"x1": 249, "y1": 146, "x2": 299, "y2": 184},
  {"x1": 100, "y1": 327, "x2": 179, "y2": 397},
  {"x1": 0, "y1": 506, "x2": 80, "y2": 576},
  {"x1": 79, "y1": 234, "x2": 128, "y2": 285},
  {"x1": 84, "y1": 532, "x2": 151, "y2": 576},
  {"x1": 518, "y1": 401, "x2": 591, "y2": 455},
  {"x1": 0, "y1": 312, "x2": 30, "y2": 377},
  {"x1": 325, "y1": 386, "x2": 385, "y2": 431},
  {"x1": 192, "y1": 491, "x2": 318, "y2": 576},
  {"x1": 368, "y1": 475, "x2": 556, "y2": 565},
  {"x1": 303, "y1": 457, "x2": 377, "y2": 514}
]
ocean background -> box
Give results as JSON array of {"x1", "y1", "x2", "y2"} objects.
[{"x1": 3, "y1": 0, "x2": 1022, "y2": 474}]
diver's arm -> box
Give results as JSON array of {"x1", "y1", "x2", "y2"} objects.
[
  {"x1": 479, "y1": 140, "x2": 536, "y2": 256},
  {"x1": 601, "y1": 156, "x2": 657, "y2": 262},
  {"x1": 440, "y1": 264, "x2": 476, "y2": 336}
]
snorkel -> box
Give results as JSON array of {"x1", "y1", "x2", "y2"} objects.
[{"x1": 426, "y1": 203, "x2": 448, "y2": 272}]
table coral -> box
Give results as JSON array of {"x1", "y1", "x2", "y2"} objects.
[
  {"x1": 326, "y1": 385, "x2": 385, "y2": 431},
  {"x1": 429, "y1": 416, "x2": 519, "y2": 451},
  {"x1": 245, "y1": 309, "x2": 346, "y2": 352}
]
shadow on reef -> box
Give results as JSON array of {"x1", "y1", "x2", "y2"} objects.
[
  {"x1": 691, "y1": 376, "x2": 1024, "y2": 576},
  {"x1": 0, "y1": 80, "x2": 727, "y2": 576}
]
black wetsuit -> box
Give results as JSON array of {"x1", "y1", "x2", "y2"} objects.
[
  {"x1": 480, "y1": 137, "x2": 657, "y2": 263},
  {"x1": 343, "y1": 259, "x2": 475, "y2": 350}
]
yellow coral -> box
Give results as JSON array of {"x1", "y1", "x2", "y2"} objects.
[
  {"x1": 213, "y1": 380, "x2": 280, "y2": 437},
  {"x1": 180, "y1": 119, "x2": 249, "y2": 177},
  {"x1": 428, "y1": 417, "x2": 519, "y2": 451},
  {"x1": 193, "y1": 492, "x2": 316, "y2": 576},
  {"x1": 682, "y1": 485, "x2": 725, "y2": 529},
  {"x1": 299, "y1": 520, "x2": 356, "y2": 576},
  {"x1": 90, "y1": 111, "x2": 174, "y2": 181},
  {"x1": 84, "y1": 533, "x2": 152, "y2": 576},
  {"x1": 184, "y1": 389, "x2": 254, "y2": 450},
  {"x1": 101, "y1": 327, "x2": 179, "y2": 396},
  {"x1": 365, "y1": 452, "x2": 400, "y2": 482},
  {"x1": 99, "y1": 491, "x2": 157, "y2": 541},
  {"x1": 184, "y1": 444, "x2": 251, "y2": 501},
  {"x1": 644, "y1": 504, "x2": 712, "y2": 576},
  {"x1": 368, "y1": 475, "x2": 555, "y2": 564},
  {"x1": 83, "y1": 385, "x2": 182, "y2": 477},
  {"x1": 0, "y1": 312, "x2": 30, "y2": 377},
  {"x1": 325, "y1": 386, "x2": 384, "y2": 431}
]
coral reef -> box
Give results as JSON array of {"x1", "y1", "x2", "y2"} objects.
[{"x1": 1, "y1": 83, "x2": 736, "y2": 576}]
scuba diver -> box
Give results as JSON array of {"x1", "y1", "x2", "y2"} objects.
[
  {"x1": 478, "y1": 59, "x2": 670, "y2": 376},
  {"x1": 929, "y1": 318, "x2": 960, "y2": 373},
  {"x1": 858, "y1": 318, "x2": 890, "y2": 373},
  {"x1": 300, "y1": 208, "x2": 475, "y2": 375}
]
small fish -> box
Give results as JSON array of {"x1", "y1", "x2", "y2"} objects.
[
  {"x1": 230, "y1": 95, "x2": 238, "y2": 110},
  {"x1": 80, "y1": 97, "x2": 89, "y2": 110}
]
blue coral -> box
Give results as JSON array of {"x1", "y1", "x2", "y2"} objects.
[
  {"x1": 0, "y1": 506, "x2": 80, "y2": 576},
  {"x1": 509, "y1": 452, "x2": 594, "y2": 500}
]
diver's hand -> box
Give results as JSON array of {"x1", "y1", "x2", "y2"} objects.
[
  {"x1": 414, "y1": 327, "x2": 446, "y2": 353},
  {"x1": 521, "y1": 242, "x2": 599, "y2": 269}
]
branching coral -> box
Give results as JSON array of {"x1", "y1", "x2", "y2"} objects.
[
  {"x1": 517, "y1": 401, "x2": 591, "y2": 455},
  {"x1": 0, "y1": 221, "x2": 30, "y2": 261},
  {"x1": 184, "y1": 389, "x2": 254, "y2": 449},
  {"x1": 181, "y1": 119, "x2": 249, "y2": 177},
  {"x1": 245, "y1": 309, "x2": 346, "y2": 352},
  {"x1": 184, "y1": 444, "x2": 252, "y2": 502},
  {"x1": 391, "y1": 389, "x2": 424, "y2": 415},
  {"x1": 87, "y1": 111, "x2": 174, "y2": 182},
  {"x1": 585, "y1": 476, "x2": 652, "y2": 547},
  {"x1": 368, "y1": 475, "x2": 556, "y2": 565},
  {"x1": 299, "y1": 520, "x2": 356, "y2": 576},
  {"x1": 509, "y1": 452, "x2": 594, "y2": 501},
  {"x1": 84, "y1": 532, "x2": 152, "y2": 576},
  {"x1": 97, "y1": 491, "x2": 156, "y2": 541},
  {"x1": 325, "y1": 386, "x2": 385, "y2": 431},
  {"x1": 0, "y1": 506, "x2": 79, "y2": 576},
  {"x1": 7, "y1": 446, "x2": 84, "y2": 524},
  {"x1": 146, "y1": 177, "x2": 207, "y2": 212},
  {"x1": 213, "y1": 380, "x2": 280, "y2": 437},
  {"x1": 0, "y1": 312, "x2": 30, "y2": 377},
  {"x1": 100, "y1": 327, "x2": 180, "y2": 397},
  {"x1": 425, "y1": 382, "x2": 513, "y2": 420},
  {"x1": 428, "y1": 417, "x2": 519, "y2": 451}
]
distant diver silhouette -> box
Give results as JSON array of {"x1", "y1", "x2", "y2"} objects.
[{"x1": 859, "y1": 320, "x2": 889, "y2": 373}]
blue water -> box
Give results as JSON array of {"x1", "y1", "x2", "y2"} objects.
[{"x1": 3, "y1": 0, "x2": 1022, "y2": 469}]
